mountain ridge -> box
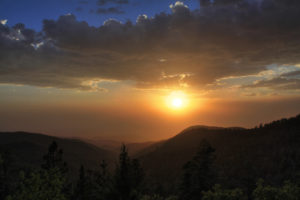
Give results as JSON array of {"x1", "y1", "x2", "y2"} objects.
[
  {"x1": 137, "y1": 114, "x2": 300, "y2": 190},
  {"x1": 0, "y1": 131, "x2": 117, "y2": 176}
]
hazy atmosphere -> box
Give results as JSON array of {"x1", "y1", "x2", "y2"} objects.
[
  {"x1": 1, "y1": 1, "x2": 300, "y2": 200},
  {"x1": 1, "y1": 0, "x2": 300, "y2": 142}
]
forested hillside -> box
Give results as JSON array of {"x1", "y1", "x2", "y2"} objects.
[
  {"x1": 0, "y1": 115, "x2": 299, "y2": 200},
  {"x1": 138, "y1": 115, "x2": 300, "y2": 193},
  {"x1": 0, "y1": 132, "x2": 116, "y2": 175}
]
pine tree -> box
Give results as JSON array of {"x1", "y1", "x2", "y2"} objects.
[
  {"x1": 42, "y1": 141, "x2": 70, "y2": 199},
  {"x1": 179, "y1": 140, "x2": 217, "y2": 200},
  {"x1": 94, "y1": 160, "x2": 112, "y2": 200},
  {"x1": 41, "y1": 141, "x2": 68, "y2": 173},
  {"x1": 74, "y1": 165, "x2": 89, "y2": 200},
  {"x1": 113, "y1": 144, "x2": 145, "y2": 200}
]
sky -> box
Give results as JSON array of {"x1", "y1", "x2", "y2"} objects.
[{"x1": 1, "y1": 0, "x2": 300, "y2": 142}]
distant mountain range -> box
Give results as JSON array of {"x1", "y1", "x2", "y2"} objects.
[
  {"x1": 0, "y1": 132, "x2": 116, "y2": 176},
  {"x1": 83, "y1": 138, "x2": 158, "y2": 155},
  {"x1": 1, "y1": 114, "x2": 299, "y2": 190}
]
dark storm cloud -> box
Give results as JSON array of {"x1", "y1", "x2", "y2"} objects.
[
  {"x1": 96, "y1": 7, "x2": 125, "y2": 14},
  {"x1": 1, "y1": 0, "x2": 300, "y2": 90}
]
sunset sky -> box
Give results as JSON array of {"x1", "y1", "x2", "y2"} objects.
[{"x1": 1, "y1": 0, "x2": 300, "y2": 142}]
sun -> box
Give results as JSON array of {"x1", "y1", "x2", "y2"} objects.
[
  {"x1": 172, "y1": 98, "x2": 183, "y2": 108},
  {"x1": 166, "y1": 91, "x2": 188, "y2": 110}
]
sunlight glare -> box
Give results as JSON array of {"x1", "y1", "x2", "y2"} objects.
[
  {"x1": 172, "y1": 98, "x2": 183, "y2": 108},
  {"x1": 167, "y1": 91, "x2": 188, "y2": 110}
]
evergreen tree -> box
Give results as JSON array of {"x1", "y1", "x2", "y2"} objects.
[
  {"x1": 113, "y1": 144, "x2": 144, "y2": 200},
  {"x1": 73, "y1": 160, "x2": 113, "y2": 200},
  {"x1": 179, "y1": 140, "x2": 217, "y2": 200},
  {"x1": 131, "y1": 158, "x2": 144, "y2": 191},
  {"x1": 74, "y1": 165, "x2": 89, "y2": 200},
  {"x1": 94, "y1": 160, "x2": 113, "y2": 200},
  {"x1": 42, "y1": 141, "x2": 68, "y2": 173}
]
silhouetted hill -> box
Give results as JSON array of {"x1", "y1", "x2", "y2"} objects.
[
  {"x1": 138, "y1": 115, "x2": 300, "y2": 191},
  {"x1": 0, "y1": 132, "x2": 116, "y2": 176},
  {"x1": 85, "y1": 138, "x2": 161, "y2": 156}
]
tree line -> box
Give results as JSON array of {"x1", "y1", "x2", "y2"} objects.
[{"x1": 0, "y1": 140, "x2": 299, "y2": 200}]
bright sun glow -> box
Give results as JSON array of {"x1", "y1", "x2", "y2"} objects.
[
  {"x1": 166, "y1": 91, "x2": 188, "y2": 110},
  {"x1": 172, "y1": 98, "x2": 183, "y2": 108}
]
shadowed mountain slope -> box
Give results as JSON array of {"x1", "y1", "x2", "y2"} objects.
[
  {"x1": 138, "y1": 115, "x2": 300, "y2": 190},
  {"x1": 0, "y1": 132, "x2": 116, "y2": 175}
]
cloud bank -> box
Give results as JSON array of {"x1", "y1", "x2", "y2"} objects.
[{"x1": 1, "y1": 0, "x2": 300, "y2": 91}]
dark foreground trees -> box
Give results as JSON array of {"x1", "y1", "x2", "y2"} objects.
[
  {"x1": 179, "y1": 140, "x2": 217, "y2": 200},
  {"x1": 6, "y1": 168, "x2": 66, "y2": 200},
  {"x1": 73, "y1": 144, "x2": 144, "y2": 200},
  {"x1": 0, "y1": 140, "x2": 299, "y2": 200},
  {"x1": 73, "y1": 162, "x2": 112, "y2": 200},
  {"x1": 112, "y1": 145, "x2": 144, "y2": 200},
  {"x1": 6, "y1": 141, "x2": 68, "y2": 200},
  {"x1": 0, "y1": 152, "x2": 9, "y2": 199}
]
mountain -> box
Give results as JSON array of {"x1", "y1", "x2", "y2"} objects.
[
  {"x1": 85, "y1": 138, "x2": 160, "y2": 156},
  {"x1": 138, "y1": 115, "x2": 300, "y2": 191},
  {"x1": 1, "y1": 114, "x2": 299, "y2": 192},
  {"x1": 0, "y1": 132, "x2": 116, "y2": 176}
]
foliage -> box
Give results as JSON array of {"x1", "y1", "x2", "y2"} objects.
[
  {"x1": 42, "y1": 141, "x2": 68, "y2": 174},
  {"x1": 165, "y1": 196, "x2": 179, "y2": 200},
  {"x1": 179, "y1": 139, "x2": 216, "y2": 200},
  {"x1": 112, "y1": 144, "x2": 145, "y2": 200},
  {"x1": 140, "y1": 194, "x2": 164, "y2": 200},
  {"x1": 6, "y1": 168, "x2": 66, "y2": 200},
  {"x1": 202, "y1": 184, "x2": 247, "y2": 200},
  {"x1": 140, "y1": 195, "x2": 178, "y2": 200},
  {"x1": 1, "y1": 114, "x2": 300, "y2": 200},
  {"x1": 0, "y1": 151, "x2": 11, "y2": 199},
  {"x1": 73, "y1": 160, "x2": 112, "y2": 200},
  {"x1": 252, "y1": 179, "x2": 300, "y2": 200}
]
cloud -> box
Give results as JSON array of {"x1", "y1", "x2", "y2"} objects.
[
  {"x1": 0, "y1": 19, "x2": 7, "y2": 25},
  {"x1": 1, "y1": 1, "x2": 300, "y2": 92},
  {"x1": 281, "y1": 70, "x2": 300, "y2": 78},
  {"x1": 243, "y1": 67, "x2": 300, "y2": 90},
  {"x1": 96, "y1": 7, "x2": 125, "y2": 14},
  {"x1": 97, "y1": 0, "x2": 129, "y2": 6},
  {"x1": 247, "y1": 77, "x2": 300, "y2": 90}
]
